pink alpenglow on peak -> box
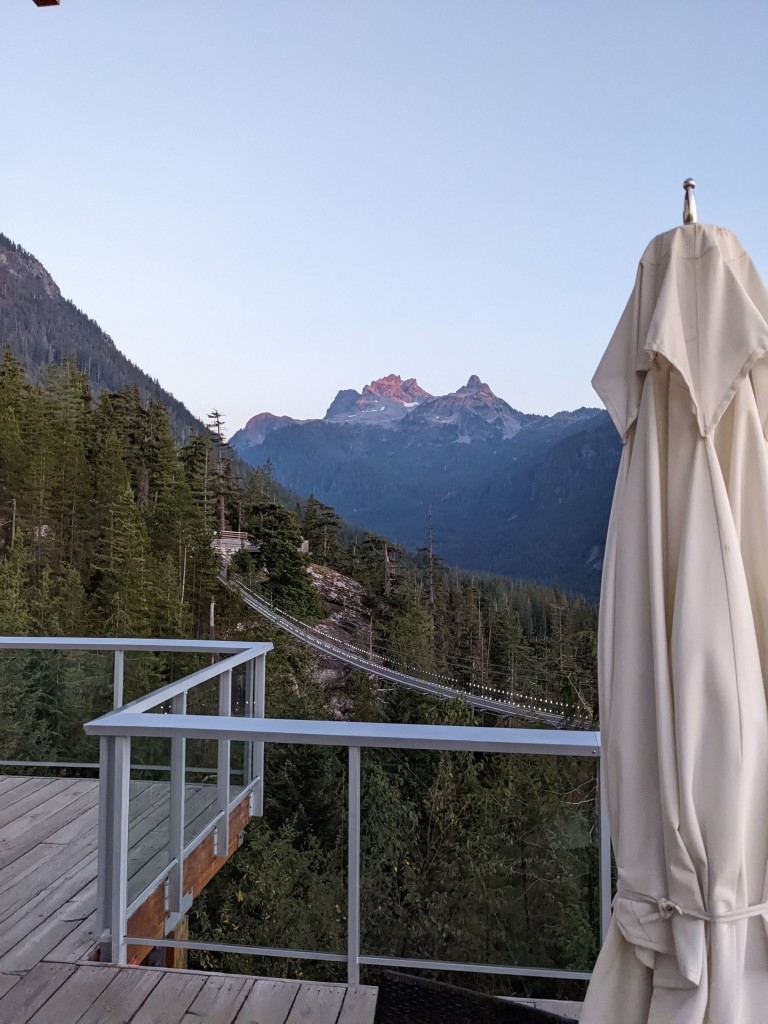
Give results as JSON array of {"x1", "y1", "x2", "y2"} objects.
[
  {"x1": 361, "y1": 374, "x2": 433, "y2": 405},
  {"x1": 324, "y1": 374, "x2": 433, "y2": 424}
]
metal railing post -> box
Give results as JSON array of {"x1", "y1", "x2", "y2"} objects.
[
  {"x1": 598, "y1": 756, "x2": 612, "y2": 945},
  {"x1": 348, "y1": 746, "x2": 361, "y2": 985},
  {"x1": 253, "y1": 652, "x2": 266, "y2": 817},
  {"x1": 96, "y1": 735, "x2": 110, "y2": 957},
  {"x1": 112, "y1": 650, "x2": 125, "y2": 709},
  {"x1": 168, "y1": 692, "x2": 187, "y2": 916},
  {"x1": 215, "y1": 669, "x2": 232, "y2": 856},
  {"x1": 98, "y1": 735, "x2": 131, "y2": 964}
]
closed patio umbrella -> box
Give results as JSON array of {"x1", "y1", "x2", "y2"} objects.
[{"x1": 582, "y1": 219, "x2": 768, "y2": 1024}]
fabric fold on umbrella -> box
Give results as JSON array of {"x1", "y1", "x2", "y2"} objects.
[{"x1": 583, "y1": 224, "x2": 768, "y2": 1024}]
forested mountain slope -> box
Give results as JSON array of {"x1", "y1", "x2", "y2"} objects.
[{"x1": 0, "y1": 234, "x2": 201, "y2": 442}]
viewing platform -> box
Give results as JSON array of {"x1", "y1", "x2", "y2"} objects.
[
  {"x1": 0, "y1": 775, "x2": 377, "y2": 1022},
  {"x1": 0, "y1": 637, "x2": 598, "y2": 1022}
]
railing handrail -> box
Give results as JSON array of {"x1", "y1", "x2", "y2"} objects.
[
  {"x1": 0, "y1": 636, "x2": 259, "y2": 653},
  {"x1": 85, "y1": 712, "x2": 600, "y2": 756},
  {"x1": 97, "y1": 642, "x2": 273, "y2": 716}
]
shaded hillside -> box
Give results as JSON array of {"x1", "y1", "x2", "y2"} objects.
[{"x1": 0, "y1": 234, "x2": 201, "y2": 442}]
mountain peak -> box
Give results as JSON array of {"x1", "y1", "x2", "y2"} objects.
[
  {"x1": 362, "y1": 374, "x2": 432, "y2": 405},
  {"x1": 325, "y1": 374, "x2": 432, "y2": 424},
  {"x1": 457, "y1": 375, "x2": 494, "y2": 398}
]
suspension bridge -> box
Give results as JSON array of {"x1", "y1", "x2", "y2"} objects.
[{"x1": 223, "y1": 573, "x2": 592, "y2": 727}]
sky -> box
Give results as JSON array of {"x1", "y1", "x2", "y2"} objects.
[{"x1": 2, "y1": 1, "x2": 767, "y2": 433}]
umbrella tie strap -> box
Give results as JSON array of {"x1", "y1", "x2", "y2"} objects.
[{"x1": 617, "y1": 889, "x2": 768, "y2": 925}]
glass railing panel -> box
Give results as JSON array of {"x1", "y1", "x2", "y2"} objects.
[
  {"x1": 127, "y1": 744, "x2": 171, "y2": 907},
  {"x1": 228, "y1": 740, "x2": 248, "y2": 804},
  {"x1": 184, "y1": 737, "x2": 219, "y2": 849},
  {"x1": 360, "y1": 750, "x2": 600, "y2": 991},
  {"x1": 187, "y1": 740, "x2": 348, "y2": 976}
]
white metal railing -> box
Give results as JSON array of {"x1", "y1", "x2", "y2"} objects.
[
  {"x1": 0, "y1": 636, "x2": 273, "y2": 966},
  {"x1": 0, "y1": 636, "x2": 268, "y2": 771},
  {"x1": 82, "y1": 652, "x2": 610, "y2": 984}
]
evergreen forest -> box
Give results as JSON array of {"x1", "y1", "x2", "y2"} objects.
[{"x1": 0, "y1": 350, "x2": 600, "y2": 1000}]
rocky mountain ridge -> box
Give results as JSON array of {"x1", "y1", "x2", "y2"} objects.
[
  {"x1": 231, "y1": 374, "x2": 620, "y2": 599},
  {"x1": 232, "y1": 372, "x2": 546, "y2": 453}
]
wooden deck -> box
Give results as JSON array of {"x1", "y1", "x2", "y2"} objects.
[
  {"x1": 0, "y1": 962, "x2": 377, "y2": 1023},
  {"x1": 0, "y1": 774, "x2": 232, "y2": 969},
  {"x1": 0, "y1": 775, "x2": 378, "y2": 1022}
]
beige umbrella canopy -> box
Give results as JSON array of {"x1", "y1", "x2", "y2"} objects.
[{"x1": 582, "y1": 222, "x2": 768, "y2": 1024}]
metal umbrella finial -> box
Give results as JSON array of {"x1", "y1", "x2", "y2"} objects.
[{"x1": 683, "y1": 178, "x2": 697, "y2": 225}]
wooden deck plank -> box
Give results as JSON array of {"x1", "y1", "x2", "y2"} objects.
[
  {"x1": 73, "y1": 965, "x2": 163, "y2": 1024},
  {"x1": 129, "y1": 971, "x2": 207, "y2": 1024},
  {"x1": 183, "y1": 783, "x2": 219, "y2": 846},
  {"x1": 0, "y1": 780, "x2": 94, "y2": 841},
  {"x1": 0, "y1": 850, "x2": 96, "y2": 947},
  {"x1": 42, "y1": 909, "x2": 98, "y2": 964},
  {"x1": 232, "y1": 978, "x2": 300, "y2": 1023},
  {"x1": 178, "y1": 973, "x2": 251, "y2": 1024},
  {"x1": 0, "y1": 840, "x2": 95, "y2": 921},
  {"x1": 0, "y1": 971, "x2": 22, "y2": 999},
  {"x1": 0, "y1": 962, "x2": 76, "y2": 1024},
  {"x1": 0, "y1": 776, "x2": 56, "y2": 805},
  {"x1": 0, "y1": 776, "x2": 31, "y2": 796},
  {"x1": 26, "y1": 964, "x2": 115, "y2": 1024},
  {"x1": 336, "y1": 985, "x2": 378, "y2": 1024},
  {"x1": 0, "y1": 841, "x2": 63, "y2": 899},
  {"x1": 0, "y1": 779, "x2": 256, "y2": 980},
  {"x1": 285, "y1": 983, "x2": 346, "y2": 1023},
  {"x1": 1, "y1": 782, "x2": 98, "y2": 851},
  {"x1": 123, "y1": 782, "x2": 196, "y2": 889},
  {"x1": 0, "y1": 779, "x2": 65, "y2": 824},
  {"x1": 0, "y1": 904, "x2": 92, "y2": 972},
  {"x1": 0, "y1": 778, "x2": 79, "y2": 822},
  {"x1": 0, "y1": 961, "x2": 379, "y2": 1024},
  {"x1": 43, "y1": 798, "x2": 99, "y2": 846},
  {"x1": 0, "y1": 790, "x2": 98, "y2": 872}
]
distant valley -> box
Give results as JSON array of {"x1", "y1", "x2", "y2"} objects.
[
  {"x1": 232, "y1": 374, "x2": 622, "y2": 599},
  {"x1": 0, "y1": 231, "x2": 621, "y2": 598}
]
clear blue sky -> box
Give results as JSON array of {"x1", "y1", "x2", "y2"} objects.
[{"x1": 2, "y1": 1, "x2": 767, "y2": 431}]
